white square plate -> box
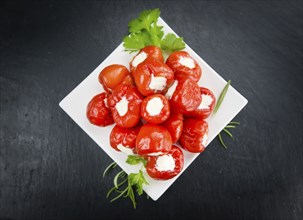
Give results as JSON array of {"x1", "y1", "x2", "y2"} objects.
[{"x1": 59, "y1": 18, "x2": 248, "y2": 201}]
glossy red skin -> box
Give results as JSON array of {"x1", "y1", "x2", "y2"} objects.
[
  {"x1": 141, "y1": 94, "x2": 170, "y2": 124},
  {"x1": 107, "y1": 84, "x2": 143, "y2": 128},
  {"x1": 136, "y1": 124, "x2": 172, "y2": 156},
  {"x1": 146, "y1": 145, "x2": 184, "y2": 180},
  {"x1": 161, "y1": 113, "x2": 183, "y2": 143},
  {"x1": 133, "y1": 58, "x2": 174, "y2": 96},
  {"x1": 86, "y1": 93, "x2": 114, "y2": 126},
  {"x1": 168, "y1": 100, "x2": 183, "y2": 116},
  {"x1": 179, "y1": 118, "x2": 208, "y2": 153},
  {"x1": 170, "y1": 77, "x2": 202, "y2": 114},
  {"x1": 121, "y1": 74, "x2": 135, "y2": 86},
  {"x1": 166, "y1": 51, "x2": 202, "y2": 82},
  {"x1": 130, "y1": 46, "x2": 164, "y2": 73},
  {"x1": 185, "y1": 87, "x2": 216, "y2": 119},
  {"x1": 98, "y1": 64, "x2": 130, "y2": 93},
  {"x1": 109, "y1": 122, "x2": 142, "y2": 153}
]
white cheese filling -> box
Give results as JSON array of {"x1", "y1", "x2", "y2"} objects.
[
  {"x1": 179, "y1": 56, "x2": 195, "y2": 69},
  {"x1": 156, "y1": 154, "x2": 175, "y2": 171},
  {"x1": 104, "y1": 98, "x2": 108, "y2": 108},
  {"x1": 165, "y1": 80, "x2": 178, "y2": 100},
  {"x1": 198, "y1": 94, "x2": 213, "y2": 110},
  {"x1": 115, "y1": 97, "x2": 129, "y2": 116},
  {"x1": 202, "y1": 133, "x2": 208, "y2": 147},
  {"x1": 148, "y1": 151, "x2": 165, "y2": 156},
  {"x1": 132, "y1": 52, "x2": 147, "y2": 68},
  {"x1": 149, "y1": 74, "x2": 167, "y2": 91},
  {"x1": 146, "y1": 97, "x2": 164, "y2": 116},
  {"x1": 117, "y1": 144, "x2": 133, "y2": 155}
]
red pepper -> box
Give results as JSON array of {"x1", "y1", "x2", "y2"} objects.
[
  {"x1": 130, "y1": 46, "x2": 164, "y2": 73},
  {"x1": 141, "y1": 94, "x2": 170, "y2": 124},
  {"x1": 146, "y1": 145, "x2": 184, "y2": 180},
  {"x1": 98, "y1": 64, "x2": 131, "y2": 93},
  {"x1": 136, "y1": 124, "x2": 172, "y2": 156},
  {"x1": 120, "y1": 75, "x2": 135, "y2": 87},
  {"x1": 185, "y1": 87, "x2": 216, "y2": 119},
  {"x1": 86, "y1": 92, "x2": 114, "y2": 126},
  {"x1": 107, "y1": 84, "x2": 143, "y2": 128},
  {"x1": 161, "y1": 112, "x2": 183, "y2": 143},
  {"x1": 179, "y1": 118, "x2": 209, "y2": 153},
  {"x1": 166, "y1": 51, "x2": 202, "y2": 82},
  {"x1": 133, "y1": 58, "x2": 174, "y2": 96},
  {"x1": 168, "y1": 77, "x2": 202, "y2": 114},
  {"x1": 109, "y1": 122, "x2": 142, "y2": 154}
]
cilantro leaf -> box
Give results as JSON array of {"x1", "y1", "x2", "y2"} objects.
[
  {"x1": 126, "y1": 155, "x2": 147, "y2": 167},
  {"x1": 161, "y1": 33, "x2": 186, "y2": 52}
]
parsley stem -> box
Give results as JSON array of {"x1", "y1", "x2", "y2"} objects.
[{"x1": 128, "y1": 188, "x2": 136, "y2": 208}]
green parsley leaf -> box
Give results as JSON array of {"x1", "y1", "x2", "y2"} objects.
[
  {"x1": 161, "y1": 33, "x2": 186, "y2": 52},
  {"x1": 106, "y1": 169, "x2": 148, "y2": 209},
  {"x1": 128, "y1": 9, "x2": 161, "y2": 33},
  {"x1": 149, "y1": 23, "x2": 164, "y2": 47},
  {"x1": 137, "y1": 170, "x2": 149, "y2": 195},
  {"x1": 123, "y1": 31, "x2": 152, "y2": 52},
  {"x1": 128, "y1": 170, "x2": 149, "y2": 195},
  {"x1": 123, "y1": 8, "x2": 185, "y2": 53},
  {"x1": 128, "y1": 19, "x2": 146, "y2": 34},
  {"x1": 126, "y1": 155, "x2": 147, "y2": 167}
]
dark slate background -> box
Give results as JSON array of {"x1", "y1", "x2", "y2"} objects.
[{"x1": 1, "y1": 1, "x2": 302, "y2": 219}]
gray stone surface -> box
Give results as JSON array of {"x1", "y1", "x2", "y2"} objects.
[{"x1": 1, "y1": 1, "x2": 302, "y2": 219}]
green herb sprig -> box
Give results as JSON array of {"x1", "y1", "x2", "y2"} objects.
[
  {"x1": 213, "y1": 79, "x2": 231, "y2": 114},
  {"x1": 103, "y1": 161, "x2": 117, "y2": 178},
  {"x1": 123, "y1": 9, "x2": 185, "y2": 53},
  {"x1": 103, "y1": 155, "x2": 149, "y2": 209},
  {"x1": 217, "y1": 121, "x2": 240, "y2": 149},
  {"x1": 212, "y1": 79, "x2": 241, "y2": 149},
  {"x1": 106, "y1": 170, "x2": 148, "y2": 209}
]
